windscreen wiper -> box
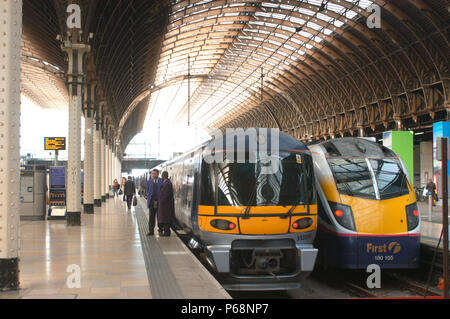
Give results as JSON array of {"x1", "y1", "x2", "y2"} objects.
[
  {"x1": 283, "y1": 204, "x2": 298, "y2": 219},
  {"x1": 242, "y1": 185, "x2": 257, "y2": 219}
]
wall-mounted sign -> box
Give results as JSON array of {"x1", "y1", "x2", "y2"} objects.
[{"x1": 45, "y1": 137, "x2": 66, "y2": 151}]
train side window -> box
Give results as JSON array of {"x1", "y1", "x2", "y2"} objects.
[{"x1": 200, "y1": 161, "x2": 215, "y2": 206}]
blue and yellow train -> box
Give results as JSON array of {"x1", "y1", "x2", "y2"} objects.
[
  {"x1": 310, "y1": 137, "x2": 420, "y2": 269},
  {"x1": 155, "y1": 129, "x2": 318, "y2": 290}
]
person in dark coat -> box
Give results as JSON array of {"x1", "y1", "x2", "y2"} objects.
[
  {"x1": 123, "y1": 176, "x2": 136, "y2": 210},
  {"x1": 147, "y1": 169, "x2": 163, "y2": 236},
  {"x1": 157, "y1": 171, "x2": 176, "y2": 237},
  {"x1": 426, "y1": 178, "x2": 437, "y2": 206}
]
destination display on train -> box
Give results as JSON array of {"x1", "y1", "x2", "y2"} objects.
[{"x1": 44, "y1": 137, "x2": 66, "y2": 150}]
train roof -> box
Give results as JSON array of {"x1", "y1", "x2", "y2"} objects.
[
  {"x1": 204, "y1": 128, "x2": 309, "y2": 152},
  {"x1": 152, "y1": 129, "x2": 310, "y2": 171},
  {"x1": 314, "y1": 137, "x2": 397, "y2": 158}
]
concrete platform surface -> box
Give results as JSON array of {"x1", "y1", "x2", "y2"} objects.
[
  {"x1": 0, "y1": 196, "x2": 230, "y2": 299},
  {"x1": 418, "y1": 201, "x2": 450, "y2": 250}
]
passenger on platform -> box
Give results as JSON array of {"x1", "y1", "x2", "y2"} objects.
[
  {"x1": 121, "y1": 177, "x2": 127, "y2": 191},
  {"x1": 113, "y1": 179, "x2": 120, "y2": 197},
  {"x1": 140, "y1": 177, "x2": 147, "y2": 198},
  {"x1": 426, "y1": 179, "x2": 437, "y2": 206},
  {"x1": 157, "y1": 171, "x2": 176, "y2": 237},
  {"x1": 123, "y1": 176, "x2": 136, "y2": 210},
  {"x1": 146, "y1": 169, "x2": 163, "y2": 236}
]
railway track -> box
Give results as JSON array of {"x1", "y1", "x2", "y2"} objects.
[
  {"x1": 383, "y1": 272, "x2": 442, "y2": 298},
  {"x1": 176, "y1": 229, "x2": 446, "y2": 298}
]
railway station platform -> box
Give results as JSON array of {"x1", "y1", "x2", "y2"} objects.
[
  {"x1": 418, "y1": 202, "x2": 450, "y2": 250},
  {"x1": 0, "y1": 198, "x2": 230, "y2": 299}
]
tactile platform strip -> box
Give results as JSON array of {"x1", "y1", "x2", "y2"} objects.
[{"x1": 135, "y1": 202, "x2": 184, "y2": 299}]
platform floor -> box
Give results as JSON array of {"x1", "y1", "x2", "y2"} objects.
[
  {"x1": 418, "y1": 201, "x2": 450, "y2": 249},
  {"x1": 0, "y1": 196, "x2": 230, "y2": 299}
]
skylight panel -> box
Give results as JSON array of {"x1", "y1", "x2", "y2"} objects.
[
  {"x1": 357, "y1": 0, "x2": 374, "y2": 9},
  {"x1": 316, "y1": 12, "x2": 333, "y2": 23},
  {"x1": 307, "y1": 22, "x2": 322, "y2": 31},
  {"x1": 268, "y1": 39, "x2": 282, "y2": 46},
  {"x1": 261, "y1": 2, "x2": 279, "y2": 8},
  {"x1": 283, "y1": 43, "x2": 296, "y2": 51},
  {"x1": 299, "y1": 30, "x2": 313, "y2": 38},
  {"x1": 255, "y1": 11, "x2": 272, "y2": 18},
  {"x1": 333, "y1": 20, "x2": 345, "y2": 28},
  {"x1": 291, "y1": 37, "x2": 305, "y2": 46},
  {"x1": 272, "y1": 13, "x2": 287, "y2": 20},
  {"x1": 326, "y1": 3, "x2": 345, "y2": 15},
  {"x1": 280, "y1": 4, "x2": 295, "y2": 10},
  {"x1": 322, "y1": 28, "x2": 333, "y2": 35},
  {"x1": 274, "y1": 32, "x2": 289, "y2": 40},
  {"x1": 345, "y1": 10, "x2": 358, "y2": 19},
  {"x1": 298, "y1": 8, "x2": 315, "y2": 16},
  {"x1": 314, "y1": 36, "x2": 323, "y2": 43},
  {"x1": 289, "y1": 16, "x2": 307, "y2": 25}
]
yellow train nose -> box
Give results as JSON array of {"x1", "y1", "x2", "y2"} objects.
[{"x1": 341, "y1": 194, "x2": 411, "y2": 235}]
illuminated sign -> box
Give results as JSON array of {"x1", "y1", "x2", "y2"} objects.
[{"x1": 44, "y1": 137, "x2": 66, "y2": 151}]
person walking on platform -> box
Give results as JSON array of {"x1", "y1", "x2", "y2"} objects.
[
  {"x1": 123, "y1": 176, "x2": 136, "y2": 210},
  {"x1": 113, "y1": 179, "x2": 120, "y2": 197},
  {"x1": 140, "y1": 177, "x2": 147, "y2": 198},
  {"x1": 157, "y1": 171, "x2": 176, "y2": 237},
  {"x1": 426, "y1": 178, "x2": 437, "y2": 206},
  {"x1": 146, "y1": 169, "x2": 163, "y2": 236}
]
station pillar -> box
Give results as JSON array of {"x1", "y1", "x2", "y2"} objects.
[
  {"x1": 107, "y1": 138, "x2": 112, "y2": 197},
  {"x1": 100, "y1": 134, "x2": 106, "y2": 202},
  {"x1": 104, "y1": 129, "x2": 110, "y2": 199},
  {"x1": 62, "y1": 30, "x2": 90, "y2": 226},
  {"x1": 93, "y1": 109, "x2": 102, "y2": 207},
  {"x1": 0, "y1": 0, "x2": 22, "y2": 290},
  {"x1": 110, "y1": 139, "x2": 114, "y2": 192},
  {"x1": 111, "y1": 145, "x2": 117, "y2": 187},
  {"x1": 83, "y1": 83, "x2": 94, "y2": 214}
]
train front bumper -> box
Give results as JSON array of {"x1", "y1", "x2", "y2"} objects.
[{"x1": 200, "y1": 231, "x2": 318, "y2": 291}]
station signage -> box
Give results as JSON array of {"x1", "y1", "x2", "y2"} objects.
[{"x1": 44, "y1": 137, "x2": 66, "y2": 151}]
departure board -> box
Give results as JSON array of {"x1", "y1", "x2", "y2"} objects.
[{"x1": 44, "y1": 137, "x2": 66, "y2": 150}]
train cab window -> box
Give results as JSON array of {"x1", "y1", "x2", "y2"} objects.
[
  {"x1": 199, "y1": 152, "x2": 315, "y2": 207},
  {"x1": 328, "y1": 157, "x2": 410, "y2": 200},
  {"x1": 328, "y1": 158, "x2": 377, "y2": 199},
  {"x1": 370, "y1": 159, "x2": 409, "y2": 199}
]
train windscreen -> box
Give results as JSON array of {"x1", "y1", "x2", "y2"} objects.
[
  {"x1": 327, "y1": 157, "x2": 409, "y2": 200},
  {"x1": 200, "y1": 152, "x2": 315, "y2": 207}
]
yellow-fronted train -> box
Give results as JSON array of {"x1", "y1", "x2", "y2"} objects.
[
  {"x1": 310, "y1": 137, "x2": 420, "y2": 269},
  {"x1": 153, "y1": 129, "x2": 318, "y2": 290}
]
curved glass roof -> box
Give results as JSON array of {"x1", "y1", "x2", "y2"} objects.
[{"x1": 148, "y1": 0, "x2": 375, "y2": 127}]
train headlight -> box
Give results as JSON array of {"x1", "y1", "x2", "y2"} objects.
[
  {"x1": 406, "y1": 203, "x2": 419, "y2": 231},
  {"x1": 210, "y1": 219, "x2": 237, "y2": 231},
  {"x1": 292, "y1": 218, "x2": 313, "y2": 229},
  {"x1": 328, "y1": 201, "x2": 356, "y2": 231}
]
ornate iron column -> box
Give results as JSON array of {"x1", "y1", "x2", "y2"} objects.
[
  {"x1": 0, "y1": 0, "x2": 22, "y2": 290},
  {"x1": 93, "y1": 101, "x2": 102, "y2": 207},
  {"x1": 104, "y1": 124, "x2": 110, "y2": 199},
  {"x1": 100, "y1": 116, "x2": 106, "y2": 202},
  {"x1": 61, "y1": 30, "x2": 90, "y2": 226},
  {"x1": 83, "y1": 79, "x2": 95, "y2": 214}
]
